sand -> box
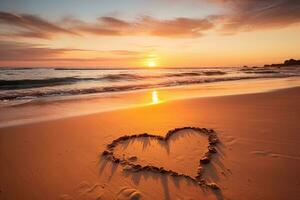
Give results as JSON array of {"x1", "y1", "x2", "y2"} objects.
[{"x1": 0, "y1": 87, "x2": 300, "y2": 200}]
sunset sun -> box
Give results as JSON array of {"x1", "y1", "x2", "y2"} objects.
[
  {"x1": 145, "y1": 54, "x2": 158, "y2": 68},
  {"x1": 147, "y1": 60, "x2": 157, "y2": 68}
]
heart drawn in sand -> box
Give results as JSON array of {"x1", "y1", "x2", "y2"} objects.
[{"x1": 101, "y1": 127, "x2": 220, "y2": 190}]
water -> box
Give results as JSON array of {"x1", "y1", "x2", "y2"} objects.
[{"x1": 1, "y1": 66, "x2": 300, "y2": 106}]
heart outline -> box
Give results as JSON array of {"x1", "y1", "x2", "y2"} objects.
[{"x1": 101, "y1": 127, "x2": 220, "y2": 190}]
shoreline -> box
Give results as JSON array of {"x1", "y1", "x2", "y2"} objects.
[
  {"x1": 0, "y1": 77, "x2": 300, "y2": 128},
  {"x1": 0, "y1": 87, "x2": 299, "y2": 199}
]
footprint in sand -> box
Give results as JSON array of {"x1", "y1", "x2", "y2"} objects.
[
  {"x1": 60, "y1": 181, "x2": 105, "y2": 200},
  {"x1": 116, "y1": 187, "x2": 141, "y2": 200},
  {"x1": 251, "y1": 150, "x2": 300, "y2": 160}
]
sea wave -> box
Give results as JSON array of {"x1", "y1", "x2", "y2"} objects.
[
  {"x1": 0, "y1": 77, "x2": 92, "y2": 90},
  {"x1": 0, "y1": 74, "x2": 292, "y2": 101},
  {"x1": 0, "y1": 71, "x2": 227, "y2": 90}
]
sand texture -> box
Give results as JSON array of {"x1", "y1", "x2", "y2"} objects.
[{"x1": 0, "y1": 87, "x2": 300, "y2": 200}]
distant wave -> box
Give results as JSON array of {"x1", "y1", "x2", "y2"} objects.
[
  {"x1": 102, "y1": 73, "x2": 144, "y2": 80},
  {"x1": 0, "y1": 67, "x2": 34, "y2": 70},
  {"x1": 0, "y1": 75, "x2": 292, "y2": 101},
  {"x1": 1, "y1": 66, "x2": 298, "y2": 102},
  {"x1": 0, "y1": 77, "x2": 91, "y2": 90},
  {"x1": 0, "y1": 71, "x2": 227, "y2": 90},
  {"x1": 165, "y1": 71, "x2": 226, "y2": 77},
  {"x1": 101, "y1": 71, "x2": 227, "y2": 80},
  {"x1": 243, "y1": 70, "x2": 280, "y2": 74},
  {"x1": 0, "y1": 75, "x2": 145, "y2": 90}
]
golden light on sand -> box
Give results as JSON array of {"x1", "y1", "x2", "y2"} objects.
[{"x1": 151, "y1": 90, "x2": 160, "y2": 104}]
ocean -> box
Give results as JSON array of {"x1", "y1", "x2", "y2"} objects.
[{"x1": 1, "y1": 66, "x2": 300, "y2": 107}]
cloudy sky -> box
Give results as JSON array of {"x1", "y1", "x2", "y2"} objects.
[{"x1": 0, "y1": 0, "x2": 299, "y2": 67}]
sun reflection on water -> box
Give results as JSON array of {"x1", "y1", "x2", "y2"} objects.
[{"x1": 151, "y1": 90, "x2": 160, "y2": 104}]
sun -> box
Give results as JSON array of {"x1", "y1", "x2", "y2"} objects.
[
  {"x1": 147, "y1": 60, "x2": 157, "y2": 68},
  {"x1": 144, "y1": 54, "x2": 158, "y2": 68}
]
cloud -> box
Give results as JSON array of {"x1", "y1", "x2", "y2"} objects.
[
  {"x1": 0, "y1": 11, "x2": 77, "y2": 39},
  {"x1": 76, "y1": 26, "x2": 121, "y2": 36},
  {"x1": 0, "y1": 11, "x2": 214, "y2": 39},
  {"x1": 76, "y1": 16, "x2": 214, "y2": 38},
  {"x1": 0, "y1": 41, "x2": 142, "y2": 65},
  {"x1": 99, "y1": 16, "x2": 131, "y2": 27},
  {"x1": 1, "y1": 0, "x2": 300, "y2": 40},
  {"x1": 139, "y1": 16, "x2": 213, "y2": 37},
  {"x1": 110, "y1": 50, "x2": 142, "y2": 56},
  {"x1": 208, "y1": 0, "x2": 300, "y2": 32},
  {"x1": 0, "y1": 41, "x2": 64, "y2": 60}
]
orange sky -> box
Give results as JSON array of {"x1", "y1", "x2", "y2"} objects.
[{"x1": 0, "y1": 0, "x2": 300, "y2": 68}]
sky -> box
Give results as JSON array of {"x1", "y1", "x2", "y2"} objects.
[{"x1": 0, "y1": 0, "x2": 300, "y2": 68}]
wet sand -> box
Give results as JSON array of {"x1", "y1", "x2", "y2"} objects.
[
  {"x1": 0, "y1": 87, "x2": 300, "y2": 200},
  {"x1": 1, "y1": 77, "x2": 300, "y2": 128}
]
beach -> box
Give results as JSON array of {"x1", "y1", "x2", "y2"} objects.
[
  {"x1": 0, "y1": 82, "x2": 300, "y2": 200},
  {"x1": 1, "y1": 0, "x2": 300, "y2": 199}
]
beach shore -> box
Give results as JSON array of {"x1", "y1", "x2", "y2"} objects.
[
  {"x1": 1, "y1": 77, "x2": 300, "y2": 128},
  {"x1": 0, "y1": 86, "x2": 300, "y2": 200}
]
